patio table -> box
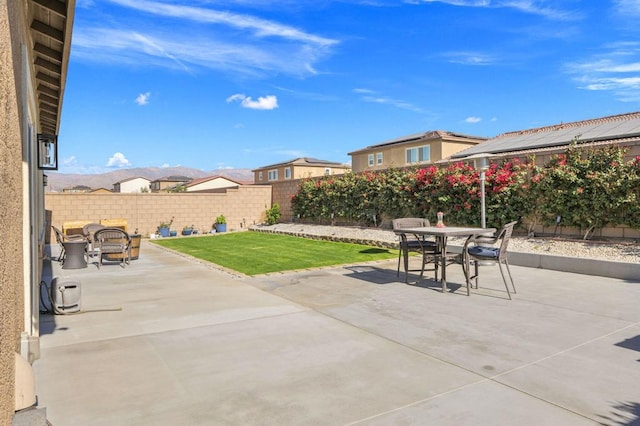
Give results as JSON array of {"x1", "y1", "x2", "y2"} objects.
[
  {"x1": 61, "y1": 240, "x2": 88, "y2": 269},
  {"x1": 394, "y1": 226, "x2": 495, "y2": 294}
]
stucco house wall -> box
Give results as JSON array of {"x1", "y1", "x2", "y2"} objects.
[
  {"x1": 116, "y1": 177, "x2": 151, "y2": 193},
  {"x1": 0, "y1": 2, "x2": 27, "y2": 421},
  {"x1": 186, "y1": 177, "x2": 240, "y2": 191},
  {"x1": 349, "y1": 131, "x2": 485, "y2": 173}
]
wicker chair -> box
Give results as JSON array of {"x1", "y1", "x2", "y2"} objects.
[
  {"x1": 93, "y1": 228, "x2": 131, "y2": 268},
  {"x1": 392, "y1": 218, "x2": 438, "y2": 283},
  {"x1": 82, "y1": 223, "x2": 105, "y2": 257},
  {"x1": 51, "y1": 225, "x2": 85, "y2": 262},
  {"x1": 463, "y1": 221, "x2": 518, "y2": 299}
]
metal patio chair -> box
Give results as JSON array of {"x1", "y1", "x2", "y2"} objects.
[
  {"x1": 463, "y1": 221, "x2": 518, "y2": 299},
  {"x1": 392, "y1": 217, "x2": 438, "y2": 283}
]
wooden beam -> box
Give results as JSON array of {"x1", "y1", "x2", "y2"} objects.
[
  {"x1": 39, "y1": 103, "x2": 58, "y2": 114},
  {"x1": 36, "y1": 72, "x2": 60, "y2": 87},
  {"x1": 32, "y1": 0, "x2": 67, "y2": 17},
  {"x1": 34, "y1": 42, "x2": 62, "y2": 63},
  {"x1": 37, "y1": 84, "x2": 59, "y2": 97},
  {"x1": 35, "y1": 57, "x2": 62, "y2": 75},
  {"x1": 40, "y1": 111, "x2": 58, "y2": 122},
  {"x1": 31, "y1": 19, "x2": 64, "y2": 43},
  {"x1": 39, "y1": 93, "x2": 58, "y2": 105}
]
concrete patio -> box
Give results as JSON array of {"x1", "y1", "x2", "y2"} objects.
[{"x1": 34, "y1": 240, "x2": 640, "y2": 425}]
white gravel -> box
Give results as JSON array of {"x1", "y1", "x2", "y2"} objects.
[{"x1": 252, "y1": 223, "x2": 640, "y2": 264}]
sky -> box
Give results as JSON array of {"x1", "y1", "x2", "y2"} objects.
[{"x1": 58, "y1": 0, "x2": 640, "y2": 174}]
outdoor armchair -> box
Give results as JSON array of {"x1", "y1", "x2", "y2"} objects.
[
  {"x1": 52, "y1": 225, "x2": 86, "y2": 262},
  {"x1": 392, "y1": 218, "x2": 438, "y2": 283},
  {"x1": 82, "y1": 223, "x2": 105, "y2": 256},
  {"x1": 463, "y1": 221, "x2": 518, "y2": 299},
  {"x1": 93, "y1": 227, "x2": 131, "y2": 269}
]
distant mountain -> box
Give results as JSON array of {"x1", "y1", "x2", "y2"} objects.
[{"x1": 45, "y1": 167, "x2": 254, "y2": 192}]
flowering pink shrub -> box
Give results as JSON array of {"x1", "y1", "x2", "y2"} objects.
[{"x1": 291, "y1": 144, "x2": 640, "y2": 236}]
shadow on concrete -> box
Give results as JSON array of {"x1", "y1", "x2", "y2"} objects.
[{"x1": 598, "y1": 401, "x2": 640, "y2": 425}]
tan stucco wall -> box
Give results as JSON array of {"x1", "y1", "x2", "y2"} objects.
[
  {"x1": 1, "y1": 1, "x2": 26, "y2": 421},
  {"x1": 254, "y1": 165, "x2": 349, "y2": 183},
  {"x1": 351, "y1": 140, "x2": 448, "y2": 172},
  {"x1": 45, "y1": 186, "x2": 273, "y2": 238}
]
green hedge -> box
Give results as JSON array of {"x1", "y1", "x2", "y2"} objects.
[{"x1": 291, "y1": 144, "x2": 640, "y2": 239}]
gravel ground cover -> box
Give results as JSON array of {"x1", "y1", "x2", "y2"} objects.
[{"x1": 252, "y1": 223, "x2": 640, "y2": 264}]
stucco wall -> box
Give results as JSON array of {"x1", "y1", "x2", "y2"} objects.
[
  {"x1": 1, "y1": 1, "x2": 26, "y2": 421},
  {"x1": 45, "y1": 186, "x2": 273, "y2": 238}
]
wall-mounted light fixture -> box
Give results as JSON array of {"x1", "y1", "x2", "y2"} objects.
[
  {"x1": 464, "y1": 153, "x2": 494, "y2": 228},
  {"x1": 37, "y1": 133, "x2": 58, "y2": 170}
]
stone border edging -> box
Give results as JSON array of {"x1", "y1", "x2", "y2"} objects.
[{"x1": 250, "y1": 228, "x2": 639, "y2": 282}]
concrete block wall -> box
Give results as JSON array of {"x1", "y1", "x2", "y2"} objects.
[
  {"x1": 269, "y1": 180, "x2": 301, "y2": 222},
  {"x1": 45, "y1": 186, "x2": 272, "y2": 239}
]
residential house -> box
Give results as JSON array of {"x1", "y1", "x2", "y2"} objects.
[
  {"x1": 348, "y1": 131, "x2": 487, "y2": 172},
  {"x1": 113, "y1": 176, "x2": 151, "y2": 193},
  {"x1": 252, "y1": 157, "x2": 351, "y2": 184},
  {"x1": 150, "y1": 175, "x2": 192, "y2": 192},
  {"x1": 62, "y1": 184, "x2": 92, "y2": 193},
  {"x1": 185, "y1": 175, "x2": 244, "y2": 192},
  {"x1": 90, "y1": 188, "x2": 113, "y2": 194},
  {"x1": 450, "y1": 111, "x2": 640, "y2": 165},
  {"x1": 1, "y1": 0, "x2": 75, "y2": 423}
]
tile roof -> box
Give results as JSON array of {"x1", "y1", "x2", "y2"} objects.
[
  {"x1": 452, "y1": 111, "x2": 640, "y2": 159},
  {"x1": 185, "y1": 175, "x2": 242, "y2": 187},
  {"x1": 348, "y1": 130, "x2": 486, "y2": 154},
  {"x1": 253, "y1": 157, "x2": 350, "y2": 171}
]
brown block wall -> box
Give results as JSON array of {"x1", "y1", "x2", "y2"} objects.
[
  {"x1": 269, "y1": 180, "x2": 303, "y2": 222},
  {"x1": 45, "y1": 186, "x2": 272, "y2": 239}
]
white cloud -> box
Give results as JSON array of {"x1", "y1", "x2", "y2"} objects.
[
  {"x1": 72, "y1": 0, "x2": 338, "y2": 77},
  {"x1": 226, "y1": 94, "x2": 279, "y2": 110},
  {"x1": 106, "y1": 152, "x2": 132, "y2": 168},
  {"x1": 414, "y1": 0, "x2": 580, "y2": 21},
  {"x1": 135, "y1": 92, "x2": 151, "y2": 105},
  {"x1": 614, "y1": 0, "x2": 640, "y2": 16},
  {"x1": 357, "y1": 90, "x2": 424, "y2": 113},
  {"x1": 61, "y1": 155, "x2": 77, "y2": 166},
  {"x1": 465, "y1": 116, "x2": 482, "y2": 123},
  {"x1": 107, "y1": 0, "x2": 338, "y2": 45},
  {"x1": 445, "y1": 51, "x2": 495, "y2": 66},
  {"x1": 565, "y1": 42, "x2": 640, "y2": 101},
  {"x1": 353, "y1": 88, "x2": 375, "y2": 94}
]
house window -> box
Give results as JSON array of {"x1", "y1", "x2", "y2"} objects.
[
  {"x1": 284, "y1": 167, "x2": 291, "y2": 179},
  {"x1": 268, "y1": 169, "x2": 278, "y2": 181},
  {"x1": 324, "y1": 168, "x2": 331, "y2": 175},
  {"x1": 258, "y1": 171, "x2": 263, "y2": 181},
  {"x1": 376, "y1": 152, "x2": 383, "y2": 165},
  {"x1": 368, "y1": 154, "x2": 374, "y2": 167},
  {"x1": 406, "y1": 145, "x2": 430, "y2": 164}
]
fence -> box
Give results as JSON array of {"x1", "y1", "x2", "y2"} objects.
[{"x1": 45, "y1": 185, "x2": 272, "y2": 239}]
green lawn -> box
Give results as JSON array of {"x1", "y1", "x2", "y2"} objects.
[{"x1": 152, "y1": 231, "x2": 397, "y2": 276}]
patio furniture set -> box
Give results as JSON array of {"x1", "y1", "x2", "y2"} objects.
[
  {"x1": 52, "y1": 224, "x2": 133, "y2": 269},
  {"x1": 392, "y1": 218, "x2": 518, "y2": 299}
]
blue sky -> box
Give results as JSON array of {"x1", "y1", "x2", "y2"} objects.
[{"x1": 59, "y1": 0, "x2": 640, "y2": 173}]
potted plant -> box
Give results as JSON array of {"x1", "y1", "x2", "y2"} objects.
[
  {"x1": 214, "y1": 215, "x2": 227, "y2": 233},
  {"x1": 181, "y1": 225, "x2": 194, "y2": 236},
  {"x1": 157, "y1": 217, "x2": 174, "y2": 237}
]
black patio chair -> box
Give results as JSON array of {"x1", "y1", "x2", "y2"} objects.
[{"x1": 463, "y1": 221, "x2": 518, "y2": 299}]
